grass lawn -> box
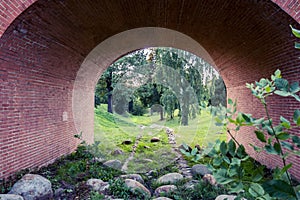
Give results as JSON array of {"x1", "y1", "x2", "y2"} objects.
[{"x1": 94, "y1": 104, "x2": 226, "y2": 172}]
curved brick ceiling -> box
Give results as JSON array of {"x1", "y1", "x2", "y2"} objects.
[{"x1": 0, "y1": 0, "x2": 299, "y2": 179}]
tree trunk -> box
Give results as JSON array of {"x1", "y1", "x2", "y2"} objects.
[{"x1": 106, "y1": 70, "x2": 113, "y2": 113}]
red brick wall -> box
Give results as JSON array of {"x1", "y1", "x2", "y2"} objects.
[{"x1": 0, "y1": 0, "x2": 299, "y2": 180}]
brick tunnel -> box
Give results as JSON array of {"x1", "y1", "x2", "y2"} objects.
[{"x1": 0, "y1": 0, "x2": 300, "y2": 180}]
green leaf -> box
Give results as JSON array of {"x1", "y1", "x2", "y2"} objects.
[
  {"x1": 263, "y1": 179, "x2": 297, "y2": 199},
  {"x1": 274, "y1": 90, "x2": 291, "y2": 97},
  {"x1": 293, "y1": 110, "x2": 300, "y2": 126},
  {"x1": 250, "y1": 144, "x2": 262, "y2": 152},
  {"x1": 280, "y1": 116, "x2": 291, "y2": 129},
  {"x1": 290, "y1": 82, "x2": 300, "y2": 93},
  {"x1": 255, "y1": 130, "x2": 267, "y2": 142},
  {"x1": 236, "y1": 145, "x2": 247, "y2": 158},
  {"x1": 249, "y1": 183, "x2": 265, "y2": 197},
  {"x1": 180, "y1": 149, "x2": 191, "y2": 156},
  {"x1": 228, "y1": 139, "x2": 236, "y2": 156},
  {"x1": 228, "y1": 165, "x2": 239, "y2": 177},
  {"x1": 220, "y1": 141, "x2": 228, "y2": 156},
  {"x1": 292, "y1": 94, "x2": 300, "y2": 102},
  {"x1": 242, "y1": 113, "x2": 252, "y2": 124},
  {"x1": 275, "y1": 78, "x2": 289, "y2": 91},
  {"x1": 274, "y1": 69, "x2": 281, "y2": 78},
  {"x1": 290, "y1": 25, "x2": 300, "y2": 38},
  {"x1": 280, "y1": 163, "x2": 292, "y2": 177},
  {"x1": 292, "y1": 135, "x2": 300, "y2": 148},
  {"x1": 191, "y1": 148, "x2": 198, "y2": 156},
  {"x1": 273, "y1": 142, "x2": 281, "y2": 154},
  {"x1": 214, "y1": 169, "x2": 235, "y2": 185},
  {"x1": 213, "y1": 157, "x2": 223, "y2": 166},
  {"x1": 295, "y1": 42, "x2": 300, "y2": 49},
  {"x1": 230, "y1": 182, "x2": 244, "y2": 194},
  {"x1": 281, "y1": 141, "x2": 294, "y2": 151},
  {"x1": 228, "y1": 99, "x2": 233, "y2": 105},
  {"x1": 252, "y1": 172, "x2": 263, "y2": 182},
  {"x1": 223, "y1": 156, "x2": 230, "y2": 164},
  {"x1": 276, "y1": 132, "x2": 290, "y2": 140},
  {"x1": 231, "y1": 157, "x2": 241, "y2": 166},
  {"x1": 265, "y1": 145, "x2": 279, "y2": 155},
  {"x1": 182, "y1": 142, "x2": 189, "y2": 151}
]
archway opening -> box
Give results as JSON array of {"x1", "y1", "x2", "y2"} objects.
[{"x1": 93, "y1": 47, "x2": 227, "y2": 173}]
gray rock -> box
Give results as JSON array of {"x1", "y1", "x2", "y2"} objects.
[
  {"x1": 153, "y1": 197, "x2": 173, "y2": 200},
  {"x1": 124, "y1": 179, "x2": 151, "y2": 197},
  {"x1": 86, "y1": 178, "x2": 109, "y2": 192},
  {"x1": 0, "y1": 194, "x2": 24, "y2": 200},
  {"x1": 157, "y1": 173, "x2": 183, "y2": 185},
  {"x1": 215, "y1": 195, "x2": 247, "y2": 200},
  {"x1": 154, "y1": 185, "x2": 177, "y2": 197},
  {"x1": 111, "y1": 149, "x2": 124, "y2": 155},
  {"x1": 191, "y1": 164, "x2": 212, "y2": 177},
  {"x1": 120, "y1": 174, "x2": 144, "y2": 184},
  {"x1": 104, "y1": 160, "x2": 122, "y2": 169},
  {"x1": 8, "y1": 174, "x2": 53, "y2": 200}
]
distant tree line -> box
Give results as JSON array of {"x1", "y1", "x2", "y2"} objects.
[{"x1": 95, "y1": 48, "x2": 226, "y2": 125}]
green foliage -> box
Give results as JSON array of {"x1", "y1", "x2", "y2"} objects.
[
  {"x1": 180, "y1": 142, "x2": 201, "y2": 162},
  {"x1": 168, "y1": 180, "x2": 228, "y2": 200},
  {"x1": 290, "y1": 25, "x2": 300, "y2": 49},
  {"x1": 214, "y1": 69, "x2": 300, "y2": 199},
  {"x1": 89, "y1": 191, "x2": 105, "y2": 200}
]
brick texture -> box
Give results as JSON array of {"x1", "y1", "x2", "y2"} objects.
[{"x1": 0, "y1": 0, "x2": 300, "y2": 180}]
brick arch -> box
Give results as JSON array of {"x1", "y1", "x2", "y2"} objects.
[
  {"x1": 1, "y1": 0, "x2": 299, "y2": 37},
  {"x1": 0, "y1": 0, "x2": 299, "y2": 179}
]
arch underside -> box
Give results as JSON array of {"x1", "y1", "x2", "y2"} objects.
[{"x1": 0, "y1": 0, "x2": 299, "y2": 179}]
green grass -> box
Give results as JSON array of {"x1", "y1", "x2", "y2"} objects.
[{"x1": 94, "y1": 104, "x2": 226, "y2": 171}]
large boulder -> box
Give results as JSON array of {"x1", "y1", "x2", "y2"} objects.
[
  {"x1": 191, "y1": 164, "x2": 212, "y2": 177},
  {"x1": 215, "y1": 195, "x2": 247, "y2": 200},
  {"x1": 154, "y1": 185, "x2": 177, "y2": 197},
  {"x1": 120, "y1": 174, "x2": 144, "y2": 184},
  {"x1": 86, "y1": 178, "x2": 109, "y2": 192},
  {"x1": 124, "y1": 179, "x2": 151, "y2": 197},
  {"x1": 104, "y1": 159, "x2": 122, "y2": 169},
  {"x1": 157, "y1": 173, "x2": 183, "y2": 185},
  {"x1": 8, "y1": 174, "x2": 53, "y2": 200},
  {"x1": 0, "y1": 194, "x2": 24, "y2": 200}
]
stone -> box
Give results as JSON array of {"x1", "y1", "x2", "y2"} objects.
[
  {"x1": 86, "y1": 178, "x2": 110, "y2": 192},
  {"x1": 8, "y1": 174, "x2": 53, "y2": 200},
  {"x1": 184, "y1": 179, "x2": 200, "y2": 189},
  {"x1": 151, "y1": 137, "x2": 160, "y2": 142},
  {"x1": 104, "y1": 160, "x2": 122, "y2": 169},
  {"x1": 120, "y1": 174, "x2": 144, "y2": 184},
  {"x1": 122, "y1": 140, "x2": 132, "y2": 145},
  {"x1": 111, "y1": 149, "x2": 124, "y2": 155},
  {"x1": 124, "y1": 179, "x2": 151, "y2": 197},
  {"x1": 154, "y1": 185, "x2": 177, "y2": 197},
  {"x1": 153, "y1": 197, "x2": 173, "y2": 200},
  {"x1": 215, "y1": 195, "x2": 247, "y2": 200},
  {"x1": 157, "y1": 173, "x2": 183, "y2": 185},
  {"x1": 143, "y1": 158, "x2": 153, "y2": 163},
  {"x1": 0, "y1": 194, "x2": 24, "y2": 200},
  {"x1": 202, "y1": 174, "x2": 217, "y2": 186},
  {"x1": 191, "y1": 164, "x2": 212, "y2": 177},
  {"x1": 166, "y1": 128, "x2": 174, "y2": 134}
]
